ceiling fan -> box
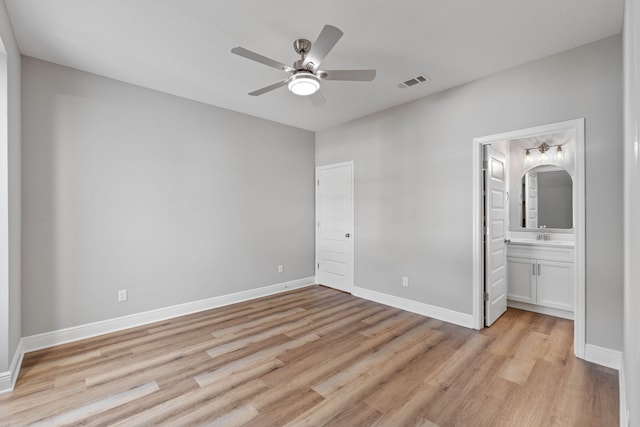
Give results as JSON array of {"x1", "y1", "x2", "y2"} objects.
[{"x1": 231, "y1": 25, "x2": 376, "y2": 106}]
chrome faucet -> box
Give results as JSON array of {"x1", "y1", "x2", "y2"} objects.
[{"x1": 537, "y1": 226, "x2": 550, "y2": 241}]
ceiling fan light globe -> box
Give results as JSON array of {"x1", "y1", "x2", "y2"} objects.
[{"x1": 288, "y1": 74, "x2": 320, "y2": 96}]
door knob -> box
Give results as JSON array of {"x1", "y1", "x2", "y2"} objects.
[{"x1": 345, "y1": 233, "x2": 351, "y2": 238}]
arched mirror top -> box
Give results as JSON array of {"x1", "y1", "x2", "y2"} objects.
[{"x1": 522, "y1": 164, "x2": 574, "y2": 179}]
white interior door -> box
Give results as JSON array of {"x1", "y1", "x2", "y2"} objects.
[
  {"x1": 485, "y1": 146, "x2": 507, "y2": 326},
  {"x1": 316, "y1": 162, "x2": 354, "y2": 292}
]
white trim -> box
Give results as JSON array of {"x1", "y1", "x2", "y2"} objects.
[
  {"x1": 0, "y1": 338, "x2": 24, "y2": 394},
  {"x1": 619, "y1": 356, "x2": 628, "y2": 427},
  {"x1": 472, "y1": 136, "x2": 484, "y2": 329},
  {"x1": 315, "y1": 161, "x2": 355, "y2": 293},
  {"x1": 20, "y1": 277, "x2": 314, "y2": 354},
  {"x1": 353, "y1": 286, "x2": 474, "y2": 329},
  {"x1": 0, "y1": 372, "x2": 9, "y2": 393},
  {"x1": 507, "y1": 300, "x2": 573, "y2": 320},
  {"x1": 574, "y1": 120, "x2": 586, "y2": 359},
  {"x1": 623, "y1": 1, "x2": 640, "y2": 427},
  {"x1": 584, "y1": 343, "x2": 622, "y2": 370},
  {"x1": 472, "y1": 119, "x2": 586, "y2": 359}
]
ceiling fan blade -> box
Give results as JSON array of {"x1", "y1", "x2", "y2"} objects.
[
  {"x1": 303, "y1": 25, "x2": 343, "y2": 71},
  {"x1": 249, "y1": 77, "x2": 292, "y2": 96},
  {"x1": 231, "y1": 47, "x2": 295, "y2": 73},
  {"x1": 319, "y1": 69, "x2": 376, "y2": 81},
  {"x1": 309, "y1": 90, "x2": 326, "y2": 106}
]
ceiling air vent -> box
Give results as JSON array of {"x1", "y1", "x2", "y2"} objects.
[{"x1": 398, "y1": 74, "x2": 430, "y2": 89}]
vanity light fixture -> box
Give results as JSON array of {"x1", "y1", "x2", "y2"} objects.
[
  {"x1": 525, "y1": 141, "x2": 565, "y2": 165},
  {"x1": 538, "y1": 142, "x2": 550, "y2": 161}
]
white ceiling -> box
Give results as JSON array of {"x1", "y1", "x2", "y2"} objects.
[{"x1": 4, "y1": 0, "x2": 624, "y2": 131}]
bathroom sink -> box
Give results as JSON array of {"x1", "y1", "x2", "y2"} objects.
[{"x1": 508, "y1": 239, "x2": 574, "y2": 248}]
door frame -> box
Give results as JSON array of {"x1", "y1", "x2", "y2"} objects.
[
  {"x1": 315, "y1": 161, "x2": 355, "y2": 292},
  {"x1": 471, "y1": 119, "x2": 586, "y2": 359}
]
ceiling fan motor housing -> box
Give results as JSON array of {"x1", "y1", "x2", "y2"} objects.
[
  {"x1": 293, "y1": 39, "x2": 315, "y2": 71},
  {"x1": 293, "y1": 38, "x2": 311, "y2": 55}
]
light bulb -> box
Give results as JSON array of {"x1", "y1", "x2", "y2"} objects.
[
  {"x1": 555, "y1": 146, "x2": 564, "y2": 161},
  {"x1": 288, "y1": 73, "x2": 320, "y2": 96},
  {"x1": 524, "y1": 149, "x2": 531, "y2": 164},
  {"x1": 540, "y1": 150, "x2": 547, "y2": 161}
]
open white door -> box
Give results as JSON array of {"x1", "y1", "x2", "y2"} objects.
[
  {"x1": 316, "y1": 162, "x2": 354, "y2": 293},
  {"x1": 485, "y1": 146, "x2": 507, "y2": 326}
]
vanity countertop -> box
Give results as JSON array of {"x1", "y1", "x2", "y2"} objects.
[{"x1": 508, "y1": 238, "x2": 575, "y2": 248}]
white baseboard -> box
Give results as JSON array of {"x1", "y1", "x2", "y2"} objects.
[
  {"x1": 21, "y1": 277, "x2": 314, "y2": 354},
  {"x1": 18, "y1": 276, "x2": 314, "y2": 355},
  {"x1": 0, "y1": 339, "x2": 25, "y2": 394},
  {"x1": 0, "y1": 371, "x2": 8, "y2": 392},
  {"x1": 584, "y1": 343, "x2": 622, "y2": 370},
  {"x1": 352, "y1": 286, "x2": 474, "y2": 329},
  {"x1": 619, "y1": 356, "x2": 629, "y2": 427},
  {"x1": 0, "y1": 276, "x2": 314, "y2": 394},
  {"x1": 507, "y1": 300, "x2": 574, "y2": 320}
]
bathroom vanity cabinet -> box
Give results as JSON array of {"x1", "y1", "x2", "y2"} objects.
[{"x1": 506, "y1": 242, "x2": 574, "y2": 317}]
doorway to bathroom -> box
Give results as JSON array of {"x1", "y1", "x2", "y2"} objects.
[{"x1": 472, "y1": 119, "x2": 586, "y2": 359}]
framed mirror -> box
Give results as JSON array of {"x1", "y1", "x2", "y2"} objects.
[{"x1": 520, "y1": 165, "x2": 573, "y2": 230}]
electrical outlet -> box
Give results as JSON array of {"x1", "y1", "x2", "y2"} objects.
[
  {"x1": 278, "y1": 265, "x2": 284, "y2": 273},
  {"x1": 402, "y1": 277, "x2": 409, "y2": 287},
  {"x1": 117, "y1": 289, "x2": 127, "y2": 302}
]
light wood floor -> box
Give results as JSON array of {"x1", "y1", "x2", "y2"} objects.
[{"x1": 0, "y1": 286, "x2": 618, "y2": 426}]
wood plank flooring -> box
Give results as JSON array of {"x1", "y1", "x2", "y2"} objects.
[{"x1": 0, "y1": 286, "x2": 618, "y2": 426}]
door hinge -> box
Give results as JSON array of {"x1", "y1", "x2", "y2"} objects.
[
  {"x1": 317, "y1": 221, "x2": 320, "y2": 228},
  {"x1": 317, "y1": 262, "x2": 320, "y2": 269},
  {"x1": 317, "y1": 179, "x2": 320, "y2": 186},
  {"x1": 482, "y1": 160, "x2": 488, "y2": 171},
  {"x1": 483, "y1": 292, "x2": 489, "y2": 302}
]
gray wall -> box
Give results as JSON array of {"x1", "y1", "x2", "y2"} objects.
[
  {"x1": 0, "y1": 0, "x2": 21, "y2": 374},
  {"x1": 316, "y1": 35, "x2": 623, "y2": 350},
  {"x1": 22, "y1": 57, "x2": 315, "y2": 336}
]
